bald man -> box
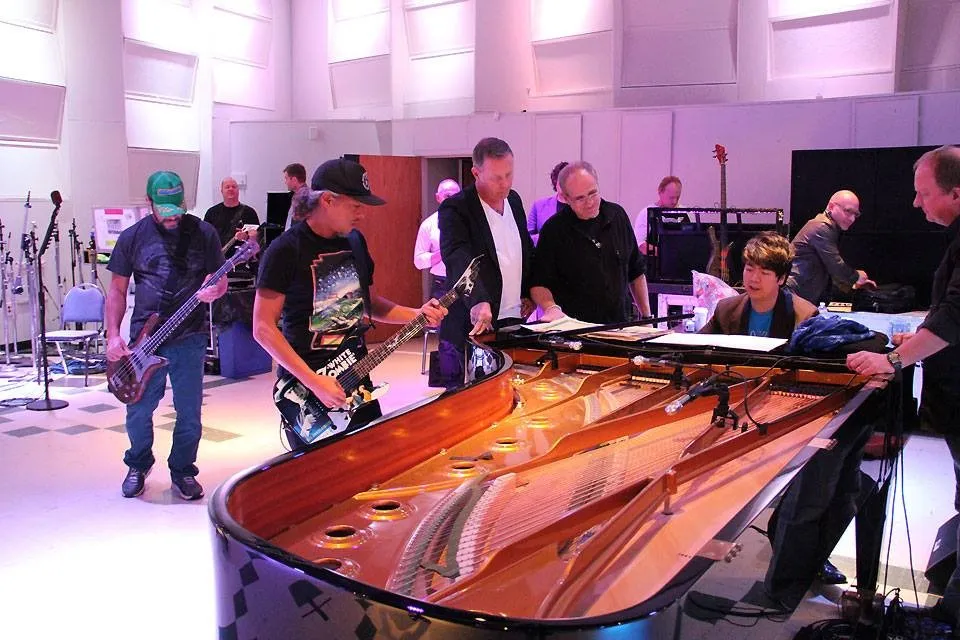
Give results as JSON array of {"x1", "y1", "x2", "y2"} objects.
[
  {"x1": 204, "y1": 177, "x2": 260, "y2": 254},
  {"x1": 414, "y1": 179, "x2": 462, "y2": 301},
  {"x1": 785, "y1": 190, "x2": 875, "y2": 304}
]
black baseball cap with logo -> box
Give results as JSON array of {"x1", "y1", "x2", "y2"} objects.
[{"x1": 311, "y1": 158, "x2": 386, "y2": 206}]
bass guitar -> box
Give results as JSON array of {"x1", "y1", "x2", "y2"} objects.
[
  {"x1": 706, "y1": 144, "x2": 731, "y2": 283},
  {"x1": 107, "y1": 238, "x2": 260, "y2": 404},
  {"x1": 274, "y1": 255, "x2": 483, "y2": 445}
]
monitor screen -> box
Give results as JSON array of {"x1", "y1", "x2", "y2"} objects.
[{"x1": 266, "y1": 191, "x2": 293, "y2": 228}]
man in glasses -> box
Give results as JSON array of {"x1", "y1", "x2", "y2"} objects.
[
  {"x1": 786, "y1": 189, "x2": 876, "y2": 305},
  {"x1": 530, "y1": 161, "x2": 651, "y2": 324}
]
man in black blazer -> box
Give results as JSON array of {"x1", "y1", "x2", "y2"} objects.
[{"x1": 436, "y1": 137, "x2": 535, "y2": 384}]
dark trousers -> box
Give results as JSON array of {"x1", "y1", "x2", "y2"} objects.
[
  {"x1": 434, "y1": 315, "x2": 524, "y2": 389},
  {"x1": 764, "y1": 416, "x2": 873, "y2": 608}
]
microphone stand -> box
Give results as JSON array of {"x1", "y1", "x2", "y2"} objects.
[{"x1": 27, "y1": 191, "x2": 68, "y2": 412}]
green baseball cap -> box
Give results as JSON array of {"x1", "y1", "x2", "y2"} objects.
[{"x1": 146, "y1": 170, "x2": 186, "y2": 217}]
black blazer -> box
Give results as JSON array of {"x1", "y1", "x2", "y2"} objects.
[{"x1": 438, "y1": 186, "x2": 534, "y2": 343}]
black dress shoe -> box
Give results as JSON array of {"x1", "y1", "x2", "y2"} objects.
[{"x1": 817, "y1": 560, "x2": 847, "y2": 585}]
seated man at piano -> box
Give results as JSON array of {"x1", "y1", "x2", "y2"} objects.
[
  {"x1": 701, "y1": 230, "x2": 869, "y2": 607},
  {"x1": 699, "y1": 231, "x2": 817, "y2": 337}
]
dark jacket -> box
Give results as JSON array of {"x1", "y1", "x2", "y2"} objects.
[
  {"x1": 438, "y1": 187, "x2": 534, "y2": 344},
  {"x1": 699, "y1": 290, "x2": 818, "y2": 339},
  {"x1": 530, "y1": 200, "x2": 646, "y2": 323},
  {"x1": 919, "y1": 218, "x2": 960, "y2": 430},
  {"x1": 785, "y1": 212, "x2": 859, "y2": 304}
]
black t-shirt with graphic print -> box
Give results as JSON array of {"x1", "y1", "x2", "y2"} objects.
[
  {"x1": 108, "y1": 214, "x2": 225, "y2": 343},
  {"x1": 256, "y1": 221, "x2": 375, "y2": 372}
]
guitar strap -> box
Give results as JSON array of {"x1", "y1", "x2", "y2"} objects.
[{"x1": 159, "y1": 214, "x2": 199, "y2": 318}]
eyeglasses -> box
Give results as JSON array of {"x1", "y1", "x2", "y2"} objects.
[
  {"x1": 838, "y1": 204, "x2": 861, "y2": 218},
  {"x1": 566, "y1": 189, "x2": 600, "y2": 206}
]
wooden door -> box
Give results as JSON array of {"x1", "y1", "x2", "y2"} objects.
[{"x1": 356, "y1": 155, "x2": 422, "y2": 344}]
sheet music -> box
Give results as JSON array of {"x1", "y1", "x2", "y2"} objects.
[
  {"x1": 647, "y1": 332, "x2": 787, "y2": 352},
  {"x1": 521, "y1": 316, "x2": 599, "y2": 333}
]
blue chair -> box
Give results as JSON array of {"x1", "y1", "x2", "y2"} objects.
[{"x1": 42, "y1": 283, "x2": 105, "y2": 386}]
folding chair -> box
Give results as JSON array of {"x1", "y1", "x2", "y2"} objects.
[{"x1": 42, "y1": 283, "x2": 105, "y2": 386}]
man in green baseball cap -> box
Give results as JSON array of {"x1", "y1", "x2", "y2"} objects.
[{"x1": 106, "y1": 170, "x2": 231, "y2": 501}]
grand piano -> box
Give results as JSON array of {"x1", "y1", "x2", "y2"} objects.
[{"x1": 209, "y1": 337, "x2": 888, "y2": 639}]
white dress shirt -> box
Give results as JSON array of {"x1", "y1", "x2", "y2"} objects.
[
  {"x1": 480, "y1": 197, "x2": 522, "y2": 320},
  {"x1": 413, "y1": 211, "x2": 445, "y2": 277}
]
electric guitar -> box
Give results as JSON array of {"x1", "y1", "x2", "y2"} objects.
[
  {"x1": 107, "y1": 238, "x2": 260, "y2": 404},
  {"x1": 706, "y1": 144, "x2": 731, "y2": 283},
  {"x1": 274, "y1": 255, "x2": 483, "y2": 446}
]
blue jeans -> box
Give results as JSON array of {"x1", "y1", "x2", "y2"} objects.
[{"x1": 123, "y1": 333, "x2": 207, "y2": 478}]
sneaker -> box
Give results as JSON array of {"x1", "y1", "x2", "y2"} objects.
[
  {"x1": 121, "y1": 466, "x2": 151, "y2": 498},
  {"x1": 171, "y1": 475, "x2": 204, "y2": 501}
]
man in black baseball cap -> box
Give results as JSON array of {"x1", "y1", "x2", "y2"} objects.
[
  {"x1": 254, "y1": 158, "x2": 446, "y2": 450},
  {"x1": 311, "y1": 158, "x2": 386, "y2": 206}
]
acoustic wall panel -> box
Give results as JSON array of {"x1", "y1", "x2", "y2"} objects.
[
  {"x1": 0, "y1": 78, "x2": 65, "y2": 144},
  {"x1": 769, "y1": 5, "x2": 896, "y2": 79},
  {"x1": 618, "y1": 110, "x2": 672, "y2": 225},
  {"x1": 405, "y1": 52, "x2": 474, "y2": 104},
  {"x1": 122, "y1": 0, "x2": 197, "y2": 55},
  {"x1": 214, "y1": 0, "x2": 273, "y2": 19},
  {"x1": 123, "y1": 40, "x2": 198, "y2": 102},
  {"x1": 853, "y1": 96, "x2": 919, "y2": 148},
  {"x1": 125, "y1": 99, "x2": 200, "y2": 151},
  {"x1": 328, "y1": 7, "x2": 390, "y2": 63},
  {"x1": 211, "y1": 7, "x2": 272, "y2": 67},
  {"x1": 404, "y1": 0, "x2": 474, "y2": 58},
  {"x1": 531, "y1": 0, "x2": 613, "y2": 42},
  {"x1": 331, "y1": 0, "x2": 389, "y2": 21},
  {"x1": 127, "y1": 148, "x2": 201, "y2": 209},
  {"x1": 329, "y1": 56, "x2": 392, "y2": 108},
  {"x1": 0, "y1": 21, "x2": 63, "y2": 85},
  {"x1": 623, "y1": 0, "x2": 737, "y2": 27},
  {"x1": 768, "y1": 0, "x2": 891, "y2": 22},
  {"x1": 0, "y1": 0, "x2": 58, "y2": 31},
  {"x1": 532, "y1": 32, "x2": 613, "y2": 96},
  {"x1": 621, "y1": 27, "x2": 737, "y2": 87},
  {"x1": 212, "y1": 59, "x2": 276, "y2": 110},
  {"x1": 620, "y1": 0, "x2": 738, "y2": 88},
  {"x1": 532, "y1": 114, "x2": 581, "y2": 201},
  {"x1": 901, "y1": 0, "x2": 960, "y2": 72}
]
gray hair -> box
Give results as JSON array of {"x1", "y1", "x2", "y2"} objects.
[
  {"x1": 289, "y1": 186, "x2": 324, "y2": 222},
  {"x1": 557, "y1": 161, "x2": 599, "y2": 193}
]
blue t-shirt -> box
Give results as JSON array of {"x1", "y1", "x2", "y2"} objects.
[{"x1": 747, "y1": 308, "x2": 774, "y2": 337}]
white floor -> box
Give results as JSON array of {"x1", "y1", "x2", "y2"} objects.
[{"x1": 0, "y1": 344, "x2": 953, "y2": 639}]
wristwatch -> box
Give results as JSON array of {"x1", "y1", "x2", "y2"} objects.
[{"x1": 886, "y1": 351, "x2": 903, "y2": 372}]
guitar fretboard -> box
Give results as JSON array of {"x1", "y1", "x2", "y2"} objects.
[
  {"x1": 338, "y1": 285, "x2": 461, "y2": 389},
  {"x1": 137, "y1": 242, "x2": 255, "y2": 357}
]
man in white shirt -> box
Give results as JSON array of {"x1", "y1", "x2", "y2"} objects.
[
  {"x1": 436, "y1": 137, "x2": 535, "y2": 384},
  {"x1": 413, "y1": 179, "x2": 461, "y2": 301},
  {"x1": 634, "y1": 175, "x2": 683, "y2": 254}
]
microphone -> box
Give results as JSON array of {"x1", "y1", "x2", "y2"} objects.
[
  {"x1": 540, "y1": 335, "x2": 582, "y2": 351},
  {"x1": 664, "y1": 376, "x2": 719, "y2": 415},
  {"x1": 51, "y1": 190, "x2": 62, "y2": 208}
]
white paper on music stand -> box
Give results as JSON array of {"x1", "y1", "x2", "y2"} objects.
[
  {"x1": 646, "y1": 333, "x2": 787, "y2": 352},
  {"x1": 521, "y1": 316, "x2": 599, "y2": 333}
]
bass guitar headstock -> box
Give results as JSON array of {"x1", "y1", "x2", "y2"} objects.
[
  {"x1": 230, "y1": 237, "x2": 260, "y2": 267},
  {"x1": 713, "y1": 144, "x2": 727, "y2": 166}
]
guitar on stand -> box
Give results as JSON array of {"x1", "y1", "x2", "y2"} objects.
[
  {"x1": 274, "y1": 255, "x2": 483, "y2": 446},
  {"x1": 706, "y1": 144, "x2": 731, "y2": 283},
  {"x1": 107, "y1": 238, "x2": 260, "y2": 404}
]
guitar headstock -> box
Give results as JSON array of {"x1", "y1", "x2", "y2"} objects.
[
  {"x1": 713, "y1": 144, "x2": 727, "y2": 166},
  {"x1": 454, "y1": 255, "x2": 484, "y2": 297},
  {"x1": 230, "y1": 238, "x2": 260, "y2": 266}
]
